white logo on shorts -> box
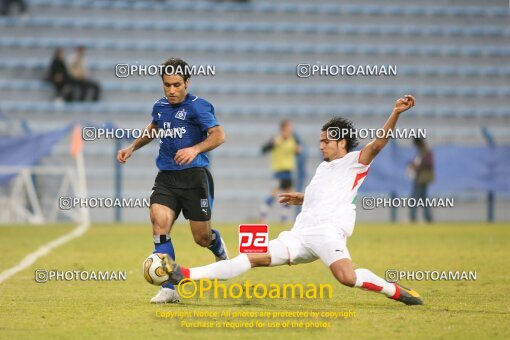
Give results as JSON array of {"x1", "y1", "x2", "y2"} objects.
[{"x1": 201, "y1": 199, "x2": 208, "y2": 208}]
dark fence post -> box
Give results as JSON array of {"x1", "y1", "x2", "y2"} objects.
[
  {"x1": 481, "y1": 126, "x2": 495, "y2": 223},
  {"x1": 487, "y1": 191, "x2": 494, "y2": 222}
]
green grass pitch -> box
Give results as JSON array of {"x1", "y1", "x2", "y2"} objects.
[{"x1": 0, "y1": 222, "x2": 509, "y2": 339}]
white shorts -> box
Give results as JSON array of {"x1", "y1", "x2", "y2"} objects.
[{"x1": 269, "y1": 229, "x2": 351, "y2": 267}]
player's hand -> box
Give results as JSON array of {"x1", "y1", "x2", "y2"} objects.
[
  {"x1": 278, "y1": 192, "x2": 304, "y2": 206},
  {"x1": 174, "y1": 146, "x2": 199, "y2": 166},
  {"x1": 117, "y1": 147, "x2": 133, "y2": 164},
  {"x1": 393, "y1": 95, "x2": 415, "y2": 114}
]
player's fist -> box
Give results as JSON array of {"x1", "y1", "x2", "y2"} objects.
[
  {"x1": 117, "y1": 147, "x2": 133, "y2": 164},
  {"x1": 394, "y1": 95, "x2": 415, "y2": 114},
  {"x1": 278, "y1": 192, "x2": 304, "y2": 206},
  {"x1": 174, "y1": 146, "x2": 199, "y2": 166}
]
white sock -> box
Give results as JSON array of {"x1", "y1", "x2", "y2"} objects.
[
  {"x1": 190, "y1": 254, "x2": 251, "y2": 280},
  {"x1": 354, "y1": 268, "x2": 397, "y2": 298}
]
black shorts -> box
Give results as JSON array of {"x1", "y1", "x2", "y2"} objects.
[
  {"x1": 274, "y1": 171, "x2": 293, "y2": 190},
  {"x1": 150, "y1": 167, "x2": 214, "y2": 221}
]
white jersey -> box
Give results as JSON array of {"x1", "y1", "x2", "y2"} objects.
[{"x1": 292, "y1": 150, "x2": 370, "y2": 237}]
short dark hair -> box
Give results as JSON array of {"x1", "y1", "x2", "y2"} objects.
[
  {"x1": 280, "y1": 119, "x2": 291, "y2": 130},
  {"x1": 161, "y1": 57, "x2": 191, "y2": 82},
  {"x1": 321, "y1": 117, "x2": 359, "y2": 152}
]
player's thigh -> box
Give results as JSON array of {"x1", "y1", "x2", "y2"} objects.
[
  {"x1": 183, "y1": 187, "x2": 212, "y2": 246},
  {"x1": 149, "y1": 171, "x2": 182, "y2": 233},
  {"x1": 269, "y1": 231, "x2": 317, "y2": 266},
  {"x1": 180, "y1": 171, "x2": 213, "y2": 222},
  {"x1": 180, "y1": 169, "x2": 214, "y2": 245},
  {"x1": 305, "y1": 230, "x2": 351, "y2": 268},
  {"x1": 149, "y1": 203, "x2": 178, "y2": 234}
]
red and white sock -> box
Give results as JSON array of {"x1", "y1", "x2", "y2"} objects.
[{"x1": 354, "y1": 268, "x2": 400, "y2": 299}]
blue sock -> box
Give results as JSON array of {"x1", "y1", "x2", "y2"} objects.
[
  {"x1": 208, "y1": 229, "x2": 226, "y2": 258},
  {"x1": 153, "y1": 234, "x2": 175, "y2": 290},
  {"x1": 264, "y1": 196, "x2": 274, "y2": 206}
]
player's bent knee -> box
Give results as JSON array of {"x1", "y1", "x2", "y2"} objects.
[
  {"x1": 152, "y1": 220, "x2": 170, "y2": 234},
  {"x1": 150, "y1": 204, "x2": 174, "y2": 234},
  {"x1": 193, "y1": 234, "x2": 212, "y2": 247}
]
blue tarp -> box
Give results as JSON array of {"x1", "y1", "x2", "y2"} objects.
[{"x1": 0, "y1": 125, "x2": 72, "y2": 185}]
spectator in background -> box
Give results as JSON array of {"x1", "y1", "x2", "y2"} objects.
[
  {"x1": 68, "y1": 46, "x2": 101, "y2": 102},
  {"x1": 0, "y1": 0, "x2": 27, "y2": 16},
  {"x1": 47, "y1": 48, "x2": 74, "y2": 103},
  {"x1": 259, "y1": 119, "x2": 302, "y2": 223},
  {"x1": 408, "y1": 137, "x2": 435, "y2": 223}
]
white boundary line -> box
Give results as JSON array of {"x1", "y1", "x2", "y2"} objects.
[{"x1": 0, "y1": 221, "x2": 90, "y2": 284}]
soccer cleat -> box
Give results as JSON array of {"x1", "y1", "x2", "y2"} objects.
[
  {"x1": 150, "y1": 287, "x2": 180, "y2": 304},
  {"x1": 391, "y1": 283, "x2": 423, "y2": 305},
  {"x1": 161, "y1": 254, "x2": 187, "y2": 285},
  {"x1": 215, "y1": 237, "x2": 230, "y2": 262}
]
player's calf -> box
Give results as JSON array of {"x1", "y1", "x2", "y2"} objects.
[
  {"x1": 334, "y1": 271, "x2": 357, "y2": 287},
  {"x1": 189, "y1": 222, "x2": 228, "y2": 260},
  {"x1": 193, "y1": 232, "x2": 212, "y2": 247},
  {"x1": 330, "y1": 259, "x2": 357, "y2": 287}
]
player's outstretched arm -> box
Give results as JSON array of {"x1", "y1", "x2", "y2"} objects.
[
  {"x1": 174, "y1": 125, "x2": 226, "y2": 166},
  {"x1": 359, "y1": 95, "x2": 415, "y2": 165},
  {"x1": 116, "y1": 122, "x2": 157, "y2": 164},
  {"x1": 278, "y1": 192, "x2": 304, "y2": 206}
]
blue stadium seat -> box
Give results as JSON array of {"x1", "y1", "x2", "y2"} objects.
[
  {"x1": 28, "y1": 0, "x2": 507, "y2": 19},
  {"x1": 1, "y1": 16, "x2": 508, "y2": 40}
]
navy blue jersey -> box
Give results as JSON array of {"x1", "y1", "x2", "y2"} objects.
[{"x1": 151, "y1": 93, "x2": 219, "y2": 170}]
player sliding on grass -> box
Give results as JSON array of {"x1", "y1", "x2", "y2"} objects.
[{"x1": 162, "y1": 95, "x2": 423, "y2": 305}]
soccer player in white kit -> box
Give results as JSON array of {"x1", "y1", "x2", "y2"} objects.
[{"x1": 162, "y1": 95, "x2": 423, "y2": 305}]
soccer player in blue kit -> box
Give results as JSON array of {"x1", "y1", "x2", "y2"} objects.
[{"x1": 117, "y1": 58, "x2": 229, "y2": 303}]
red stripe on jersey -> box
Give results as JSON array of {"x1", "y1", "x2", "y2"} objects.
[
  {"x1": 352, "y1": 169, "x2": 369, "y2": 190},
  {"x1": 361, "y1": 282, "x2": 383, "y2": 292}
]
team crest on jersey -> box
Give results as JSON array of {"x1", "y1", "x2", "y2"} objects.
[
  {"x1": 175, "y1": 109, "x2": 187, "y2": 120},
  {"x1": 201, "y1": 199, "x2": 208, "y2": 208}
]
